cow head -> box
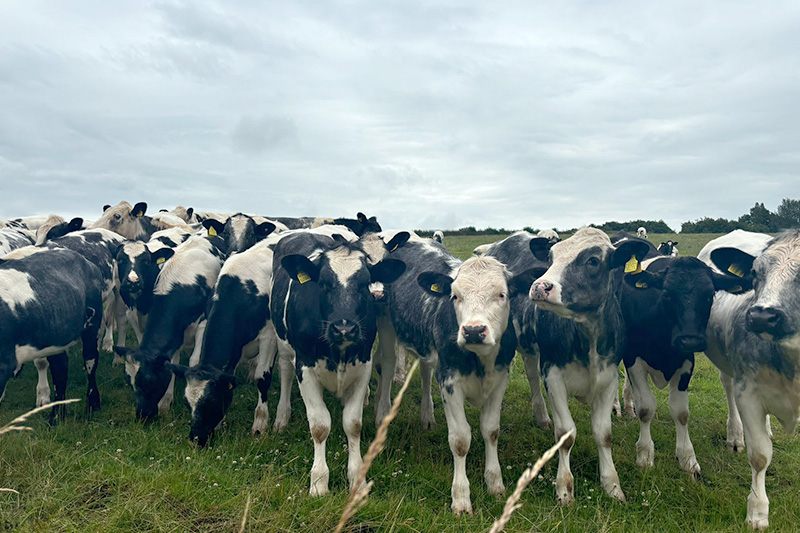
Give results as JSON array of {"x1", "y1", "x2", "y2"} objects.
[
  {"x1": 333, "y1": 212, "x2": 383, "y2": 237},
  {"x1": 530, "y1": 228, "x2": 649, "y2": 320},
  {"x1": 624, "y1": 257, "x2": 751, "y2": 353},
  {"x1": 358, "y1": 231, "x2": 411, "y2": 300},
  {"x1": 114, "y1": 347, "x2": 173, "y2": 420},
  {"x1": 712, "y1": 231, "x2": 800, "y2": 346},
  {"x1": 115, "y1": 241, "x2": 166, "y2": 310},
  {"x1": 169, "y1": 363, "x2": 235, "y2": 446},
  {"x1": 35, "y1": 216, "x2": 84, "y2": 245},
  {"x1": 90, "y1": 201, "x2": 148, "y2": 240},
  {"x1": 202, "y1": 214, "x2": 275, "y2": 255},
  {"x1": 657, "y1": 241, "x2": 678, "y2": 256},
  {"x1": 282, "y1": 243, "x2": 405, "y2": 354}
]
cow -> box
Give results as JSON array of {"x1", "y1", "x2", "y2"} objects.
[
  {"x1": 479, "y1": 231, "x2": 553, "y2": 429},
  {"x1": 34, "y1": 215, "x2": 86, "y2": 245},
  {"x1": 0, "y1": 227, "x2": 35, "y2": 257},
  {"x1": 617, "y1": 253, "x2": 751, "y2": 477},
  {"x1": 268, "y1": 212, "x2": 380, "y2": 236},
  {"x1": 271, "y1": 231, "x2": 405, "y2": 496},
  {"x1": 529, "y1": 227, "x2": 650, "y2": 504},
  {"x1": 702, "y1": 229, "x2": 800, "y2": 529},
  {"x1": 537, "y1": 228, "x2": 560, "y2": 244},
  {"x1": 637, "y1": 227, "x2": 647, "y2": 239},
  {"x1": 432, "y1": 230, "x2": 444, "y2": 244},
  {"x1": 115, "y1": 235, "x2": 225, "y2": 420},
  {"x1": 657, "y1": 240, "x2": 679, "y2": 257},
  {"x1": 168, "y1": 205, "x2": 200, "y2": 224},
  {"x1": 90, "y1": 201, "x2": 188, "y2": 241},
  {"x1": 0, "y1": 248, "x2": 105, "y2": 424},
  {"x1": 201, "y1": 213, "x2": 277, "y2": 255}
]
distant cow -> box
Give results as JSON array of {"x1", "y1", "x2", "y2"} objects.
[
  {"x1": 201, "y1": 213, "x2": 276, "y2": 255},
  {"x1": 0, "y1": 227, "x2": 34, "y2": 257},
  {"x1": 268, "y1": 212, "x2": 381, "y2": 236},
  {"x1": 537, "y1": 228, "x2": 560, "y2": 244},
  {"x1": 657, "y1": 240, "x2": 679, "y2": 257},
  {"x1": 637, "y1": 227, "x2": 647, "y2": 239},
  {"x1": 432, "y1": 230, "x2": 444, "y2": 244},
  {"x1": 702, "y1": 230, "x2": 800, "y2": 529},
  {"x1": 34, "y1": 215, "x2": 86, "y2": 245},
  {"x1": 91, "y1": 201, "x2": 188, "y2": 241},
  {"x1": 529, "y1": 227, "x2": 649, "y2": 504}
]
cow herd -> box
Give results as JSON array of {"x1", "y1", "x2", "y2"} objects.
[{"x1": 1, "y1": 204, "x2": 799, "y2": 530}]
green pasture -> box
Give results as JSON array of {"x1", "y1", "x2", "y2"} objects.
[{"x1": 1, "y1": 233, "x2": 797, "y2": 532}]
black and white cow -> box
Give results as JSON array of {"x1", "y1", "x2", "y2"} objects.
[
  {"x1": 169, "y1": 240, "x2": 284, "y2": 446},
  {"x1": 702, "y1": 230, "x2": 800, "y2": 529},
  {"x1": 432, "y1": 230, "x2": 444, "y2": 244},
  {"x1": 91, "y1": 201, "x2": 188, "y2": 241},
  {"x1": 618, "y1": 254, "x2": 750, "y2": 476},
  {"x1": 201, "y1": 213, "x2": 276, "y2": 255},
  {"x1": 0, "y1": 248, "x2": 105, "y2": 423},
  {"x1": 529, "y1": 227, "x2": 650, "y2": 504},
  {"x1": 637, "y1": 227, "x2": 647, "y2": 239},
  {"x1": 271, "y1": 231, "x2": 405, "y2": 496},
  {"x1": 115, "y1": 235, "x2": 225, "y2": 420},
  {"x1": 0, "y1": 227, "x2": 35, "y2": 257},
  {"x1": 268, "y1": 212, "x2": 380, "y2": 236},
  {"x1": 537, "y1": 228, "x2": 560, "y2": 244},
  {"x1": 34, "y1": 215, "x2": 86, "y2": 245},
  {"x1": 657, "y1": 240, "x2": 679, "y2": 257}
]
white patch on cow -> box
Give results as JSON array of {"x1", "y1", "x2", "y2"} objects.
[
  {"x1": 753, "y1": 233, "x2": 800, "y2": 312},
  {"x1": 0, "y1": 270, "x2": 36, "y2": 314},
  {"x1": 217, "y1": 242, "x2": 273, "y2": 296},
  {"x1": 34, "y1": 215, "x2": 66, "y2": 245},
  {"x1": 325, "y1": 247, "x2": 363, "y2": 288},
  {"x1": 154, "y1": 236, "x2": 223, "y2": 294},
  {"x1": 228, "y1": 214, "x2": 252, "y2": 252},
  {"x1": 184, "y1": 378, "x2": 210, "y2": 415},
  {"x1": 122, "y1": 241, "x2": 147, "y2": 260},
  {"x1": 697, "y1": 229, "x2": 772, "y2": 273},
  {"x1": 450, "y1": 256, "x2": 510, "y2": 354},
  {"x1": 125, "y1": 359, "x2": 140, "y2": 391},
  {"x1": 15, "y1": 343, "x2": 73, "y2": 365}
]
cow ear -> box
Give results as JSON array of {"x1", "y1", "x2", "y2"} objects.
[
  {"x1": 331, "y1": 234, "x2": 350, "y2": 246},
  {"x1": 202, "y1": 219, "x2": 225, "y2": 238},
  {"x1": 508, "y1": 267, "x2": 548, "y2": 298},
  {"x1": 357, "y1": 212, "x2": 368, "y2": 224},
  {"x1": 255, "y1": 222, "x2": 276, "y2": 238},
  {"x1": 710, "y1": 247, "x2": 756, "y2": 279},
  {"x1": 67, "y1": 217, "x2": 84, "y2": 231},
  {"x1": 610, "y1": 239, "x2": 650, "y2": 270},
  {"x1": 103, "y1": 204, "x2": 111, "y2": 212},
  {"x1": 151, "y1": 248, "x2": 175, "y2": 267},
  {"x1": 384, "y1": 231, "x2": 410, "y2": 253},
  {"x1": 132, "y1": 202, "x2": 147, "y2": 218},
  {"x1": 159, "y1": 209, "x2": 168, "y2": 213},
  {"x1": 370, "y1": 258, "x2": 406, "y2": 285},
  {"x1": 418, "y1": 272, "x2": 453, "y2": 297},
  {"x1": 529, "y1": 237, "x2": 553, "y2": 261},
  {"x1": 673, "y1": 241, "x2": 679, "y2": 246},
  {"x1": 186, "y1": 207, "x2": 194, "y2": 218},
  {"x1": 167, "y1": 363, "x2": 189, "y2": 376},
  {"x1": 711, "y1": 271, "x2": 752, "y2": 294},
  {"x1": 281, "y1": 254, "x2": 319, "y2": 285},
  {"x1": 624, "y1": 270, "x2": 663, "y2": 290}
]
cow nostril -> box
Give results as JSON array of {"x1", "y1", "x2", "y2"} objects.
[{"x1": 747, "y1": 306, "x2": 786, "y2": 334}]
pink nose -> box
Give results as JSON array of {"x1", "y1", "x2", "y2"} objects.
[{"x1": 531, "y1": 280, "x2": 553, "y2": 301}]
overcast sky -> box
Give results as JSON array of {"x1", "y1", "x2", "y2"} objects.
[{"x1": 1, "y1": 1, "x2": 798, "y2": 232}]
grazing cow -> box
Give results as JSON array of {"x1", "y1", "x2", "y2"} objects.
[
  {"x1": 529, "y1": 227, "x2": 650, "y2": 504},
  {"x1": 702, "y1": 230, "x2": 800, "y2": 529},
  {"x1": 637, "y1": 227, "x2": 647, "y2": 239},
  {"x1": 115, "y1": 235, "x2": 225, "y2": 419},
  {"x1": 201, "y1": 213, "x2": 276, "y2": 255},
  {"x1": 169, "y1": 240, "x2": 284, "y2": 446},
  {"x1": 537, "y1": 228, "x2": 561, "y2": 244},
  {"x1": 618, "y1": 254, "x2": 750, "y2": 477},
  {"x1": 432, "y1": 230, "x2": 444, "y2": 244},
  {"x1": 90, "y1": 201, "x2": 187, "y2": 241},
  {"x1": 0, "y1": 248, "x2": 105, "y2": 423},
  {"x1": 271, "y1": 231, "x2": 405, "y2": 496},
  {"x1": 657, "y1": 240, "x2": 679, "y2": 257},
  {"x1": 480, "y1": 231, "x2": 552, "y2": 428},
  {"x1": 0, "y1": 227, "x2": 34, "y2": 257}
]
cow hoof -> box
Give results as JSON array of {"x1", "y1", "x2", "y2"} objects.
[
  {"x1": 112, "y1": 355, "x2": 123, "y2": 366},
  {"x1": 746, "y1": 516, "x2": 769, "y2": 530},
  {"x1": 272, "y1": 420, "x2": 288, "y2": 433},
  {"x1": 451, "y1": 499, "x2": 473, "y2": 515},
  {"x1": 309, "y1": 479, "x2": 329, "y2": 497},
  {"x1": 624, "y1": 406, "x2": 636, "y2": 418},
  {"x1": 102, "y1": 339, "x2": 114, "y2": 353},
  {"x1": 726, "y1": 439, "x2": 745, "y2": 453},
  {"x1": 36, "y1": 391, "x2": 51, "y2": 408},
  {"x1": 636, "y1": 441, "x2": 654, "y2": 468},
  {"x1": 536, "y1": 417, "x2": 552, "y2": 430},
  {"x1": 556, "y1": 490, "x2": 574, "y2": 506},
  {"x1": 678, "y1": 454, "x2": 701, "y2": 477},
  {"x1": 602, "y1": 479, "x2": 626, "y2": 503}
]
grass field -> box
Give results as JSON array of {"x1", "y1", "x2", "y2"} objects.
[{"x1": 1, "y1": 233, "x2": 798, "y2": 532}]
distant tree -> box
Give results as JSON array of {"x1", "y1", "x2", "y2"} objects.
[
  {"x1": 777, "y1": 198, "x2": 800, "y2": 228},
  {"x1": 680, "y1": 217, "x2": 739, "y2": 233},
  {"x1": 738, "y1": 202, "x2": 782, "y2": 232}
]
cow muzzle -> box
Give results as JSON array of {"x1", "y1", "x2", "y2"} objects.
[
  {"x1": 746, "y1": 305, "x2": 788, "y2": 339},
  {"x1": 530, "y1": 280, "x2": 554, "y2": 302},
  {"x1": 673, "y1": 335, "x2": 707, "y2": 353},
  {"x1": 328, "y1": 320, "x2": 360, "y2": 345},
  {"x1": 461, "y1": 323, "x2": 487, "y2": 344}
]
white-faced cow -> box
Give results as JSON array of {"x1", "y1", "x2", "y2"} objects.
[
  {"x1": 91, "y1": 201, "x2": 188, "y2": 241},
  {"x1": 0, "y1": 248, "x2": 105, "y2": 423},
  {"x1": 271, "y1": 231, "x2": 405, "y2": 496},
  {"x1": 699, "y1": 230, "x2": 800, "y2": 529},
  {"x1": 537, "y1": 228, "x2": 560, "y2": 244},
  {"x1": 432, "y1": 230, "x2": 444, "y2": 244},
  {"x1": 637, "y1": 227, "x2": 647, "y2": 239},
  {"x1": 115, "y1": 235, "x2": 225, "y2": 420},
  {"x1": 33, "y1": 215, "x2": 86, "y2": 245},
  {"x1": 529, "y1": 227, "x2": 650, "y2": 504}
]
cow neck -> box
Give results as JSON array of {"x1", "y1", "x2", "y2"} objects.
[{"x1": 573, "y1": 290, "x2": 625, "y2": 365}]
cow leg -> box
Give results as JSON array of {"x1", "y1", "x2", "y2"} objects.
[
  {"x1": 441, "y1": 381, "x2": 472, "y2": 515},
  {"x1": 522, "y1": 352, "x2": 551, "y2": 429},
  {"x1": 420, "y1": 354, "x2": 436, "y2": 429},
  {"x1": 157, "y1": 349, "x2": 181, "y2": 415},
  {"x1": 739, "y1": 392, "x2": 771, "y2": 530},
  {"x1": 188, "y1": 319, "x2": 206, "y2": 367},
  {"x1": 481, "y1": 371, "x2": 509, "y2": 495},
  {"x1": 544, "y1": 368, "x2": 576, "y2": 505},
  {"x1": 343, "y1": 362, "x2": 371, "y2": 491},
  {"x1": 101, "y1": 289, "x2": 117, "y2": 353},
  {"x1": 252, "y1": 326, "x2": 278, "y2": 435},
  {"x1": 48, "y1": 352, "x2": 69, "y2": 425},
  {"x1": 622, "y1": 367, "x2": 635, "y2": 417},
  {"x1": 82, "y1": 318, "x2": 102, "y2": 412},
  {"x1": 298, "y1": 369, "x2": 331, "y2": 496},
  {"x1": 592, "y1": 367, "x2": 625, "y2": 502},
  {"x1": 628, "y1": 358, "x2": 657, "y2": 468},
  {"x1": 719, "y1": 370, "x2": 745, "y2": 452},
  {"x1": 113, "y1": 299, "x2": 129, "y2": 364},
  {"x1": 273, "y1": 339, "x2": 294, "y2": 432},
  {"x1": 0, "y1": 362, "x2": 15, "y2": 406},
  {"x1": 374, "y1": 315, "x2": 396, "y2": 425},
  {"x1": 393, "y1": 344, "x2": 408, "y2": 384},
  {"x1": 34, "y1": 358, "x2": 51, "y2": 407},
  {"x1": 669, "y1": 370, "x2": 700, "y2": 476}
]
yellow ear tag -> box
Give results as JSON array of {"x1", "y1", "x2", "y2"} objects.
[
  {"x1": 431, "y1": 283, "x2": 443, "y2": 293},
  {"x1": 297, "y1": 272, "x2": 311, "y2": 284},
  {"x1": 727, "y1": 264, "x2": 744, "y2": 278},
  {"x1": 624, "y1": 255, "x2": 641, "y2": 274},
  {"x1": 208, "y1": 226, "x2": 217, "y2": 237},
  {"x1": 635, "y1": 280, "x2": 648, "y2": 289},
  {"x1": 156, "y1": 257, "x2": 166, "y2": 265},
  {"x1": 135, "y1": 210, "x2": 144, "y2": 217},
  {"x1": 389, "y1": 244, "x2": 399, "y2": 252}
]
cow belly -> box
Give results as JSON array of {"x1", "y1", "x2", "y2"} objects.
[
  {"x1": 456, "y1": 369, "x2": 507, "y2": 408},
  {"x1": 16, "y1": 342, "x2": 75, "y2": 364},
  {"x1": 753, "y1": 367, "x2": 800, "y2": 433},
  {"x1": 559, "y1": 362, "x2": 617, "y2": 403},
  {"x1": 307, "y1": 360, "x2": 370, "y2": 398}
]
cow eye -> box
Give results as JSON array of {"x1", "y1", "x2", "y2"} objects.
[
  {"x1": 498, "y1": 292, "x2": 506, "y2": 300},
  {"x1": 452, "y1": 294, "x2": 459, "y2": 302},
  {"x1": 586, "y1": 257, "x2": 600, "y2": 267},
  {"x1": 114, "y1": 214, "x2": 121, "y2": 221}
]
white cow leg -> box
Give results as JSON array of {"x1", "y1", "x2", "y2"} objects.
[
  {"x1": 622, "y1": 367, "x2": 636, "y2": 417},
  {"x1": 419, "y1": 354, "x2": 436, "y2": 429},
  {"x1": 34, "y1": 358, "x2": 51, "y2": 407},
  {"x1": 374, "y1": 315, "x2": 396, "y2": 425},
  {"x1": 157, "y1": 350, "x2": 181, "y2": 415},
  {"x1": 251, "y1": 326, "x2": 278, "y2": 435},
  {"x1": 669, "y1": 374, "x2": 700, "y2": 476},
  {"x1": 720, "y1": 370, "x2": 745, "y2": 452},
  {"x1": 273, "y1": 340, "x2": 294, "y2": 432},
  {"x1": 480, "y1": 371, "x2": 509, "y2": 495},
  {"x1": 393, "y1": 345, "x2": 408, "y2": 384},
  {"x1": 299, "y1": 369, "x2": 331, "y2": 496},
  {"x1": 113, "y1": 299, "x2": 129, "y2": 365},
  {"x1": 342, "y1": 362, "x2": 371, "y2": 491},
  {"x1": 188, "y1": 320, "x2": 207, "y2": 367},
  {"x1": 628, "y1": 359, "x2": 657, "y2": 468},
  {"x1": 522, "y1": 352, "x2": 551, "y2": 429},
  {"x1": 545, "y1": 368, "x2": 576, "y2": 505},
  {"x1": 442, "y1": 382, "x2": 472, "y2": 515},
  {"x1": 739, "y1": 393, "x2": 772, "y2": 530},
  {"x1": 592, "y1": 370, "x2": 625, "y2": 502}
]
